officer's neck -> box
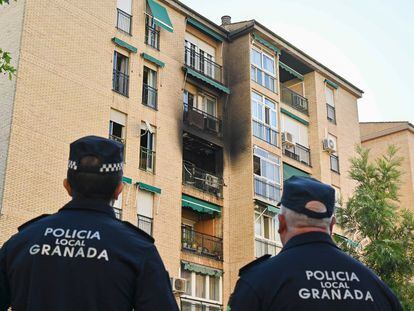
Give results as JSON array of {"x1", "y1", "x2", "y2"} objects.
[{"x1": 283, "y1": 227, "x2": 331, "y2": 246}]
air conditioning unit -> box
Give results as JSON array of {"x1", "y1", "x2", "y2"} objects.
[
  {"x1": 205, "y1": 174, "x2": 220, "y2": 190},
  {"x1": 323, "y1": 138, "x2": 336, "y2": 153},
  {"x1": 282, "y1": 132, "x2": 295, "y2": 147},
  {"x1": 170, "y1": 277, "x2": 187, "y2": 294}
]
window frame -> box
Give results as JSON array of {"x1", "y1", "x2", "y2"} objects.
[
  {"x1": 250, "y1": 46, "x2": 277, "y2": 92},
  {"x1": 112, "y1": 51, "x2": 130, "y2": 97},
  {"x1": 253, "y1": 146, "x2": 281, "y2": 187},
  {"x1": 142, "y1": 66, "x2": 158, "y2": 109}
]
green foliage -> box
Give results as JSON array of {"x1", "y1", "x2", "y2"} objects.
[
  {"x1": 336, "y1": 145, "x2": 414, "y2": 310},
  {"x1": 1, "y1": 0, "x2": 17, "y2": 80}
]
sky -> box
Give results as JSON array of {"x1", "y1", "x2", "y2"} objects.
[{"x1": 181, "y1": 0, "x2": 414, "y2": 123}]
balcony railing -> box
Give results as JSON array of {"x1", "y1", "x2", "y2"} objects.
[
  {"x1": 116, "y1": 9, "x2": 132, "y2": 35},
  {"x1": 281, "y1": 86, "x2": 309, "y2": 115},
  {"x1": 252, "y1": 120, "x2": 278, "y2": 146},
  {"x1": 113, "y1": 69, "x2": 129, "y2": 96},
  {"x1": 145, "y1": 24, "x2": 160, "y2": 50},
  {"x1": 254, "y1": 175, "x2": 281, "y2": 204},
  {"x1": 138, "y1": 214, "x2": 153, "y2": 236},
  {"x1": 255, "y1": 238, "x2": 280, "y2": 258},
  {"x1": 181, "y1": 226, "x2": 223, "y2": 260},
  {"x1": 184, "y1": 47, "x2": 222, "y2": 83},
  {"x1": 327, "y1": 103, "x2": 336, "y2": 123},
  {"x1": 142, "y1": 84, "x2": 158, "y2": 109},
  {"x1": 282, "y1": 143, "x2": 311, "y2": 166},
  {"x1": 330, "y1": 154, "x2": 340, "y2": 173},
  {"x1": 181, "y1": 298, "x2": 222, "y2": 311},
  {"x1": 183, "y1": 161, "x2": 223, "y2": 198},
  {"x1": 108, "y1": 134, "x2": 125, "y2": 144},
  {"x1": 139, "y1": 146, "x2": 156, "y2": 173},
  {"x1": 183, "y1": 104, "x2": 222, "y2": 135}
]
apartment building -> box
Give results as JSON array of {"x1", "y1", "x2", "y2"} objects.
[
  {"x1": 360, "y1": 122, "x2": 414, "y2": 213},
  {"x1": 0, "y1": 0, "x2": 362, "y2": 308}
]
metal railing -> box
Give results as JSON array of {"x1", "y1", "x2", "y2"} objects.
[
  {"x1": 139, "y1": 146, "x2": 156, "y2": 173},
  {"x1": 327, "y1": 103, "x2": 336, "y2": 123},
  {"x1": 181, "y1": 226, "x2": 223, "y2": 260},
  {"x1": 330, "y1": 154, "x2": 340, "y2": 173},
  {"x1": 252, "y1": 120, "x2": 278, "y2": 146},
  {"x1": 183, "y1": 104, "x2": 222, "y2": 135},
  {"x1": 183, "y1": 161, "x2": 223, "y2": 198},
  {"x1": 255, "y1": 238, "x2": 280, "y2": 258},
  {"x1": 138, "y1": 214, "x2": 153, "y2": 236},
  {"x1": 254, "y1": 175, "x2": 281, "y2": 203},
  {"x1": 116, "y1": 9, "x2": 132, "y2": 34},
  {"x1": 281, "y1": 86, "x2": 309, "y2": 115},
  {"x1": 108, "y1": 134, "x2": 125, "y2": 144},
  {"x1": 181, "y1": 298, "x2": 222, "y2": 311},
  {"x1": 112, "y1": 69, "x2": 129, "y2": 96},
  {"x1": 282, "y1": 143, "x2": 311, "y2": 166},
  {"x1": 145, "y1": 24, "x2": 160, "y2": 50},
  {"x1": 114, "y1": 207, "x2": 122, "y2": 220},
  {"x1": 184, "y1": 47, "x2": 222, "y2": 83},
  {"x1": 142, "y1": 84, "x2": 158, "y2": 109}
]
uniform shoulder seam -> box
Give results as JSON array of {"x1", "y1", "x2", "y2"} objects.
[
  {"x1": 120, "y1": 220, "x2": 155, "y2": 243},
  {"x1": 18, "y1": 214, "x2": 51, "y2": 232}
]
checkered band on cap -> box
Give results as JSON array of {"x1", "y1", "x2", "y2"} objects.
[
  {"x1": 68, "y1": 160, "x2": 78, "y2": 170},
  {"x1": 99, "y1": 162, "x2": 123, "y2": 173}
]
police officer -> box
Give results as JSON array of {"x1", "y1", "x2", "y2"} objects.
[
  {"x1": 0, "y1": 136, "x2": 179, "y2": 311},
  {"x1": 228, "y1": 176, "x2": 402, "y2": 311}
]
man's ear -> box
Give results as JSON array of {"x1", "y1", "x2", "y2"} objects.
[
  {"x1": 63, "y1": 178, "x2": 73, "y2": 197},
  {"x1": 113, "y1": 182, "x2": 124, "y2": 200},
  {"x1": 278, "y1": 214, "x2": 287, "y2": 234},
  {"x1": 329, "y1": 216, "x2": 336, "y2": 236}
]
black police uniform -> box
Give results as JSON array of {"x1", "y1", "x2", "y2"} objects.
[
  {"x1": 228, "y1": 176, "x2": 402, "y2": 311},
  {"x1": 228, "y1": 232, "x2": 402, "y2": 311},
  {"x1": 0, "y1": 136, "x2": 179, "y2": 311}
]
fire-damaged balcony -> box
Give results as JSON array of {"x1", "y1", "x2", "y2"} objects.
[
  {"x1": 183, "y1": 104, "x2": 222, "y2": 136},
  {"x1": 183, "y1": 133, "x2": 223, "y2": 198}
]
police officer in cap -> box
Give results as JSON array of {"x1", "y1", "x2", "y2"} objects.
[
  {"x1": 0, "y1": 136, "x2": 179, "y2": 311},
  {"x1": 228, "y1": 176, "x2": 402, "y2": 311}
]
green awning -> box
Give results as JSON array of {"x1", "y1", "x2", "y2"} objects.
[
  {"x1": 182, "y1": 261, "x2": 223, "y2": 277},
  {"x1": 137, "y1": 182, "x2": 161, "y2": 194},
  {"x1": 325, "y1": 79, "x2": 338, "y2": 89},
  {"x1": 252, "y1": 33, "x2": 280, "y2": 54},
  {"x1": 281, "y1": 108, "x2": 309, "y2": 126},
  {"x1": 122, "y1": 176, "x2": 132, "y2": 184},
  {"x1": 279, "y1": 61, "x2": 304, "y2": 81},
  {"x1": 283, "y1": 163, "x2": 310, "y2": 181},
  {"x1": 147, "y1": 0, "x2": 173, "y2": 32},
  {"x1": 182, "y1": 194, "x2": 221, "y2": 215},
  {"x1": 267, "y1": 205, "x2": 279, "y2": 213},
  {"x1": 141, "y1": 53, "x2": 165, "y2": 68},
  {"x1": 112, "y1": 37, "x2": 137, "y2": 53},
  {"x1": 184, "y1": 67, "x2": 230, "y2": 94},
  {"x1": 187, "y1": 17, "x2": 225, "y2": 42}
]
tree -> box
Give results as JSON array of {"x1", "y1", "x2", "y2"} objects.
[
  {"x1": 0, "y1": 0, "x2": 17, "y2": 80},
  {"x1": 336, "y1": 145, "x2": 414, "y2": 310}
]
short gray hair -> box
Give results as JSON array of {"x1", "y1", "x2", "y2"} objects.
[{"x1": 280, "y1": 205, "x2": 333, "y2": 231}]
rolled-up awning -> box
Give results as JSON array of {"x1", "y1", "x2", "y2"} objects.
[
  {"x1": 182, "y1": 194, "x2": 221, "y2": 215},
  {"x1": 183, "y1": 67, "x2": 230, "y2": 94},
  {"x1": 182, "y1": 261, "x2": 223, "y2": 277},
  {"x1": 147, "y1": 0, "x2": 173, "y2": 32}
]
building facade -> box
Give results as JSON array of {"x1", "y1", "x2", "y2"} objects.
[
  {"x1": 0, "y1": 0, "x2": 363, "y2": 308},
  {"x1": 360, "y1": 122, "x2": 414, "y2": 213}
]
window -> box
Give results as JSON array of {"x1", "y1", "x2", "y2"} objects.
[
  {"x1": 254, "y1": 207, "x2": 281, "y2": 257},
  {"x1": 332, "y1": 185, "x2": 341, "y2": 207},
  {"x1": 116, "y1": 0, "x2": 132, "y2": 34},
  {"x1": 109, "y1": 109, "x2": 126, "y2": 143},
  {"x1": 140, "y1": 122, "x2": 156, "y2": 173},
  {"x1": 252, "y1": 91, "x2": 278, "y2": 146},
  {"x1": 113, "y1": 52, "x2": 129, "y2": 96},
  {"x1": 281, "y1": 115, "x2": 311, "y2": 165},
  {"x1": 325, "y1": 86, "x2": 336, "y2": 123},
  {"x1": 145, "y1": 15, "x2": 160, "y2": 49},
  {"x1": 113, "y1": 193, "x2": 123, "y2": 219},
  {"x1": 183, "y1": 90, "x2": 195, "y2": 110},
  {"x1": 328, "y1": 134, "x2": 339, "y2": 173},
  {"x1": 137, "y1": 189, "x2": 154, "y2": 235},
  {"x1": 253, "y1": 146, "x2": 281, "y2": 203},
  {"x1": 142, "y1": 66, "x2": 158, "y2": 109},
  {"x1": 251, "y1": 47, "x2": 276, "y2": 92}
]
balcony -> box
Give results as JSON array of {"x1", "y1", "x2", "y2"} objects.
[
  {"x1": 255, "y1": 238, "x2": 279, "y2": 258},
  {"x1": 181, "y1": 298, "x2": 222, "y2": 311},
  {"x1": 254, "y1": 175, "x2": 281, "y2": 204},
  {"x1": 281, "y1": 86, "x2": 309, "y2": 115},
  {"x1": 184, "y1": 47, "x2": 223, "y2": 83},
  {"x1": 112, "y1": 69, "x2": 129, "y2": 96},
  {"x1": 330, "y1": 154, "x2": 340, "y2": 173},
  {"x1": 183, "y1": 104, "x2": 222, "y2": 136},
  {"x1": 183, "y1": 161, "x2": 223, "y2": 198},
  {"x1": 116, "y1": 9, "x2": 132, "y2": 35},
  {"x1": 142, "y1": 84, "x2": 158, "y2": 109},
  {"x1": 139, "y1": 146, "x2": 156, "y2": 173},
  {"x1": 327, "y1": 103, "x2": 336, "y2": 124},
  {"x1": 181, "y1": 225, "x2": 223, "y2": 261},
  {"x1": 138, "y1": 214, "x2": 153, "y2": 236},
  {"x1": 282, "y1": 143, "x2": 311, "y2": 166},
  {"x1": 252, "y1": 120, "x2": 278, "y2": 147}
]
